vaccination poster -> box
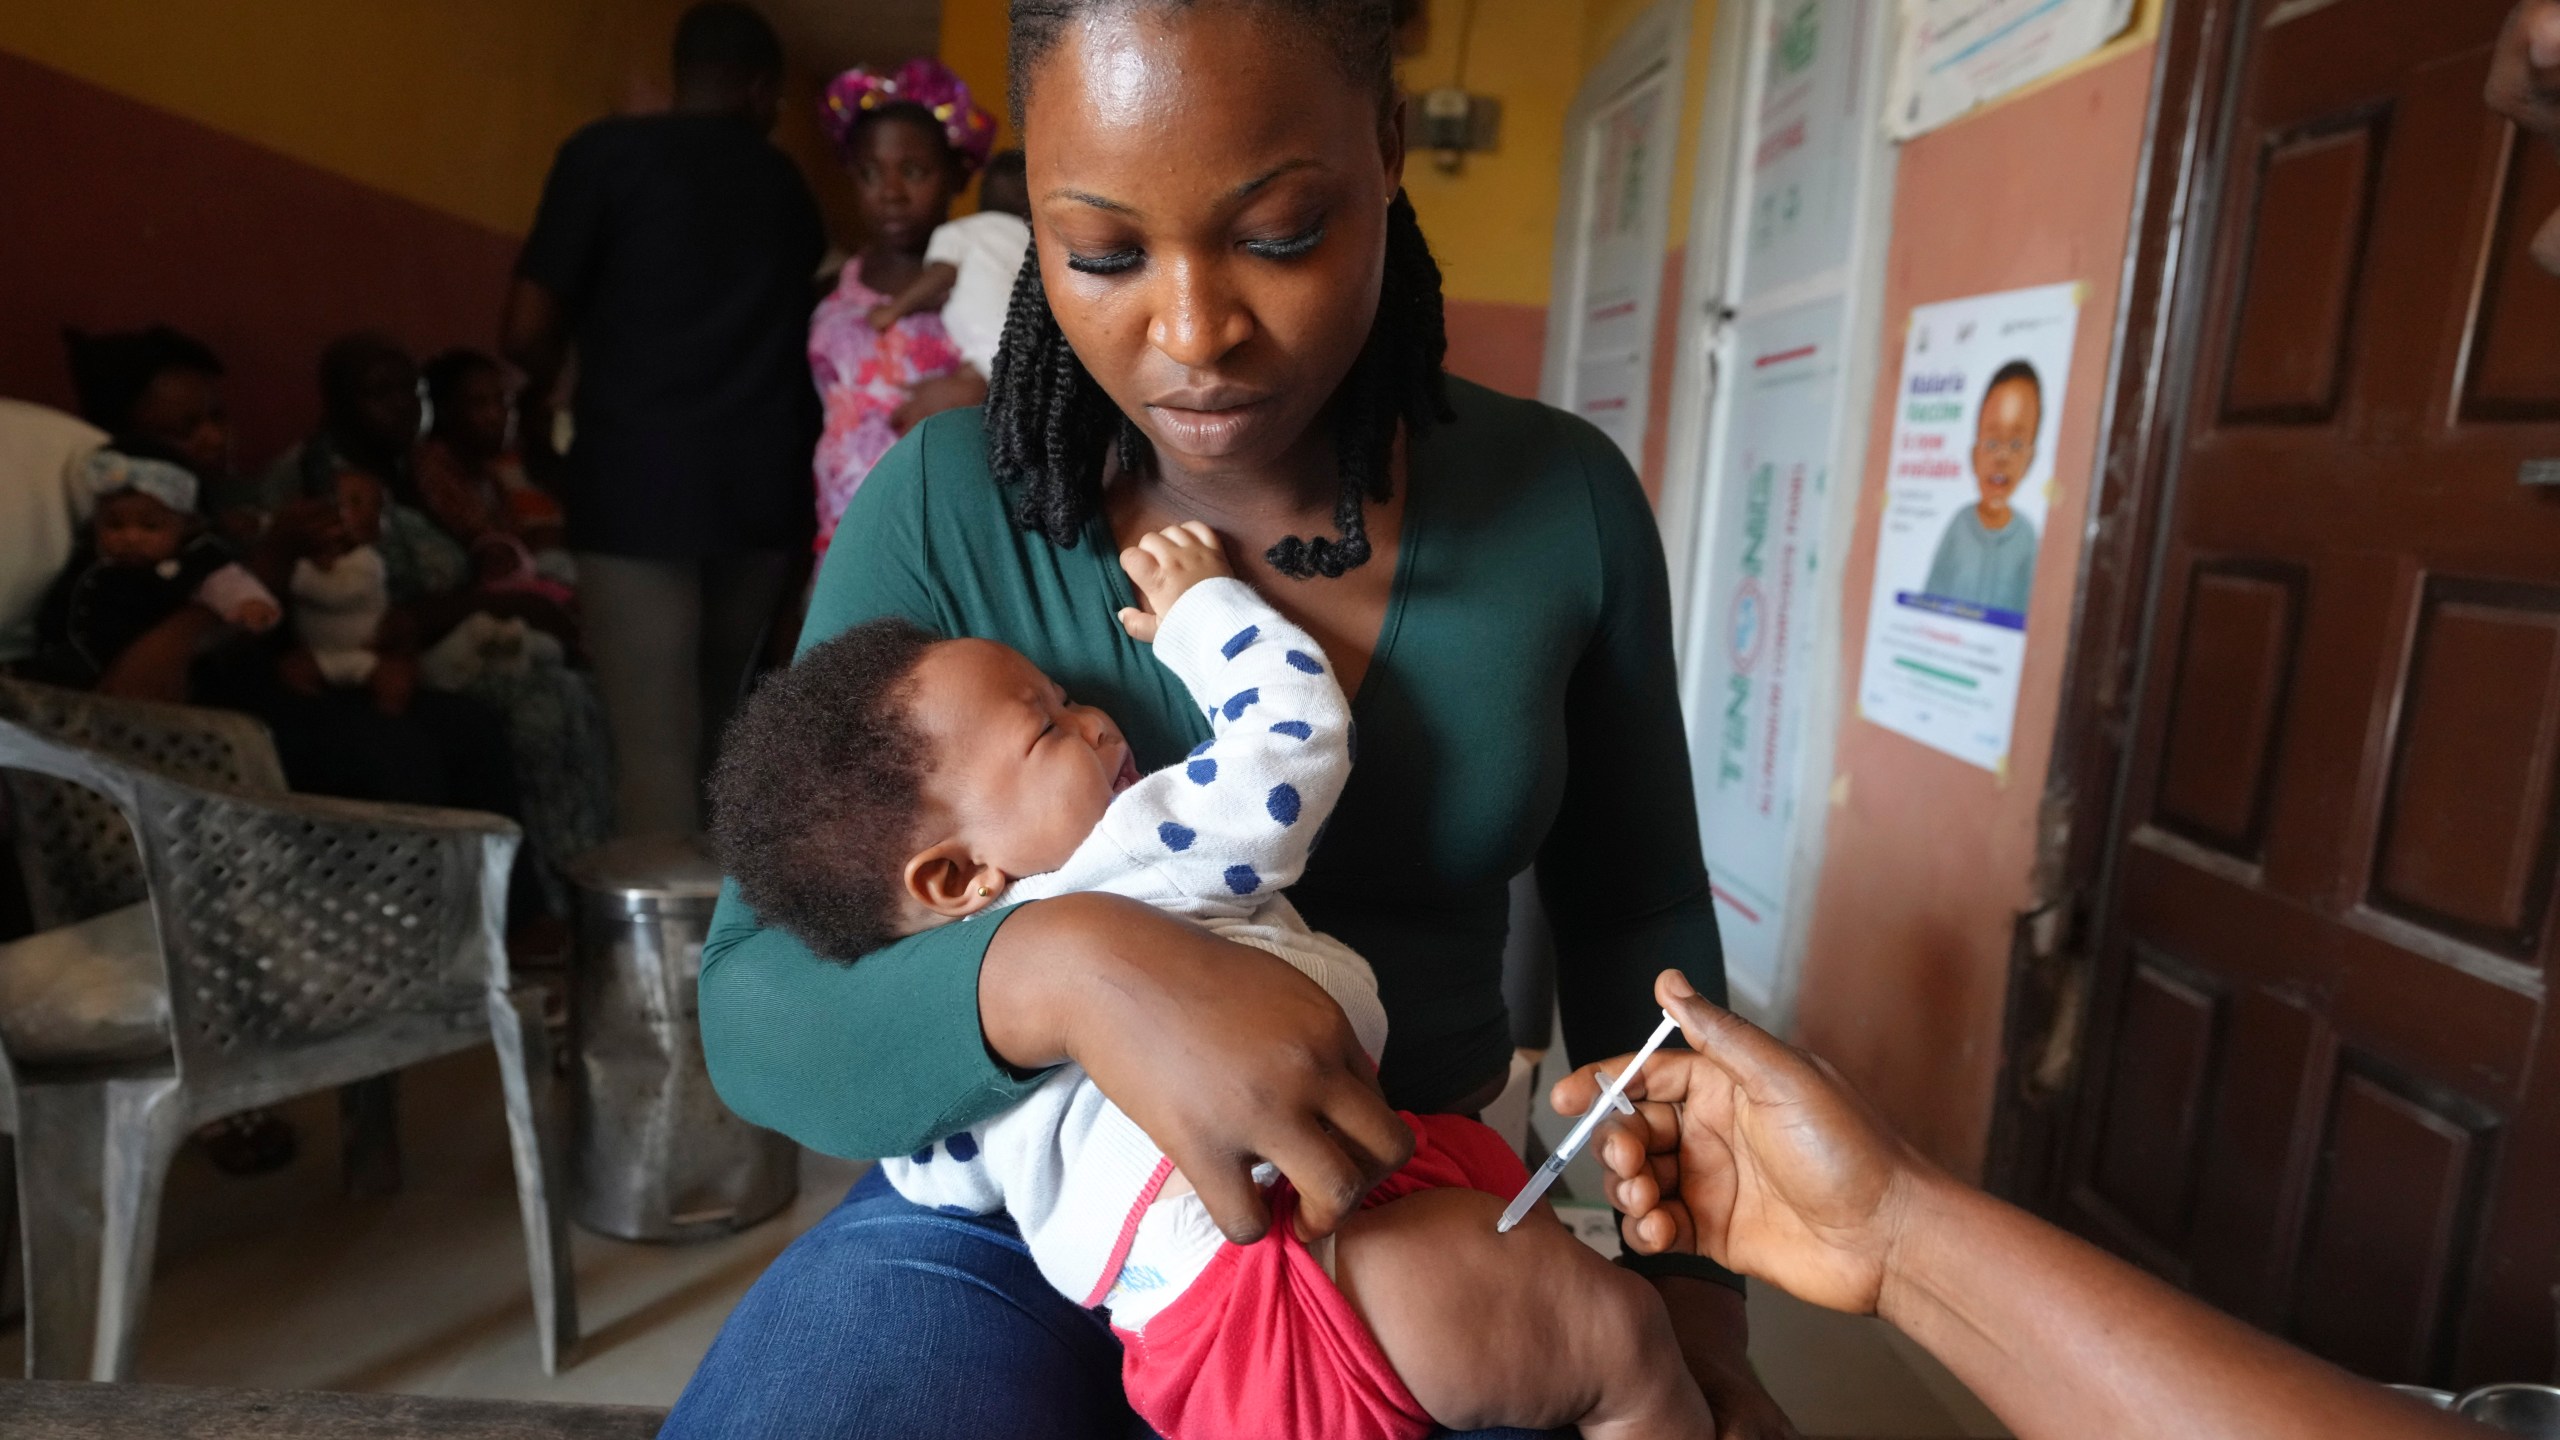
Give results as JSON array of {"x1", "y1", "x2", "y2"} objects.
[
  {"x1": 1854, "y1": 282, "x2": 2079, "y2": 774},
  {"x1": 1888, "y1": 0, "x2": 2135, "y2": 138}
]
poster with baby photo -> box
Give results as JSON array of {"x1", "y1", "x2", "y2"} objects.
[{"x1": 1854, "y1": 282, "x2": 2079, "y2": 774}]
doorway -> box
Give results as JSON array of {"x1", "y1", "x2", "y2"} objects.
[
  {"x1": 1660, "y1": 0, "x2": 1897, "y2": 1024},
  {"x1": 2023, "y1": 0, "x2": 2560, "y2": 1390},
  {"x1": 1541, "y1": 0, "x2": 1689, "y2": 465}
]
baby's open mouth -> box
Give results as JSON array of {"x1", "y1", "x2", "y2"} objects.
[{"x1": 1112, "y1": 747, "x2": 1141, "y2": 795}]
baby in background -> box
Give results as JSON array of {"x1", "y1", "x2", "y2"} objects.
[
  {"x1": 710, "y1": 522, "x2": 1713, "y2": 1440},
  {"x1": 287, "y1": 470, "x2": 393, "y2": 689},
  {"x1": 33, "y1": 448, "x2": 279, "y2": 687},
  {"x1": 866, "y1": 147, "x2": 1030, "y2": 388}
]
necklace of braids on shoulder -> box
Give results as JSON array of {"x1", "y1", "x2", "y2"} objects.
[{"x1": 987, "y1": 190, "x2": 1454, "y2": 581}]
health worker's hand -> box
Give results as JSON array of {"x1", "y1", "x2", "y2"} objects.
[
  {"x1": 2488, "y1": 0, "x2": 2560, "y2": 271},
  {"x1": 1551, "y1": 969, "x2": 1927, "y2": 1318}
]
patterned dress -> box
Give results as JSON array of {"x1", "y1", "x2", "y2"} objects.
[{"x1": 807, "y1": 267, "x2": 965, "y2": 557}]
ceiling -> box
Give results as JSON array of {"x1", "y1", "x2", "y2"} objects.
[{"x1": 762, "y1": 0, "x2": 944, "y2": 80}]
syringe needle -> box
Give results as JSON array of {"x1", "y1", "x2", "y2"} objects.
[{"x1": 1494, "y1": 1009, "x2": 1682, "y2": 1233}]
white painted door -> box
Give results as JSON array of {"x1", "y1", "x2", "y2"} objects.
[
  {"x1": 1660, "y1": 0, "x2": 1897, "y2": 1023},
  {"x1": 1541, "y1": 1, "x2": 1688, "y2": 465}
]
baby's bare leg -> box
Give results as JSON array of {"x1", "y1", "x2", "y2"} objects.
[{"x1": 1333, "y1": 1187, "x2": 1714, "y2": 1439}]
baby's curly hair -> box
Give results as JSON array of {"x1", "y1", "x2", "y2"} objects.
[{"x1": 708, "y1": 618, "x2": 943, "y2": 962}]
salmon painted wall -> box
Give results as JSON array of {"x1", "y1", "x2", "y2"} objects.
[
  {"x1": 0, "y1": 52, "x2": 521, "y2": 466},
  {"x1": 1791, "y1": 43, "x2": 2157, "y2": 1180}
]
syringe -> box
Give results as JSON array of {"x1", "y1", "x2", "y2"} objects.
[{"x1": 1496, "y1": 1009, "x2": 1682, "y2": 1233}]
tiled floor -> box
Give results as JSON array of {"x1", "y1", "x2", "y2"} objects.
[{"x1": 3, "y1": 1048, "x2": 2003, "y2": 1436}]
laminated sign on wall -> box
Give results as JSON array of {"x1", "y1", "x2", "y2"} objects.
[
  {"x1": 1855, "y1": 282, "x2": 2078, "y2": 774},
  {"x1": 1888, "y1": 0, "x2": 2134, "y2": 138}
]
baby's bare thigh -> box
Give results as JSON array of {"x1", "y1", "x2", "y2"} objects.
[{"x1": 1332, "y1": 1188, "x2": 1669, "y2": 1433}]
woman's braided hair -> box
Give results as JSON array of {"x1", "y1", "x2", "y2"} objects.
[{"x1": 992, "y1": 0, "x2": 1453, "y2": 579}]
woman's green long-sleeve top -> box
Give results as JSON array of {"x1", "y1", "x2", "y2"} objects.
[{"x1": 699, "y1": 377, "x2": 1729, "y2": 1163}]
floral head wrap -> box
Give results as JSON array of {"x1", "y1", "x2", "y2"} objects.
[{"x1": 821, "y1": 58, "x2": 998, "y2": 174}]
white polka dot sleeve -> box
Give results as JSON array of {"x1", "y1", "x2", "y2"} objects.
[{"x1": 1010, "y1": 577, "x2": 1353, "y2": 923}]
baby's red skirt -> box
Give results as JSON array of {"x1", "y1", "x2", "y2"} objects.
[{"x1": 1114, "y1": 1111, "x2": 1532, "y2": 1440}]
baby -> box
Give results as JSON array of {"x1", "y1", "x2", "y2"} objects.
[
  {"x1": 34, "y1": 448, "x2": 279, "y2": 687},
  {"x1": 287, "y1": 470, "x2": 393, "y2": 689},
  {"x1": 866, "y1": 147, "x2": 1030, "y2": 386},
  {"x1": 711, "y1": 523, "x2": 1711, "y2": 1440}
]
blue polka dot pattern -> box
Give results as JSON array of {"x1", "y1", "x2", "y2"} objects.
[
  {"x1": 1221, "y1": 688, "x2": 1261, "y2": 721},
  {"x1": 1285, "y1": 650, "x2": 1324, "y2": 675},
  {"x1": 1221, "y1": 625, "x2": 1259, "y2": 659},
  {"x1": 1159, "y1": 821, "x2": 1196, "y2": 852},
  {"x1": 945, "y1": 1131, "x2": 980, "y2": 1162},
  {"x1": 1267, "y1": 783, "x2": 1301, "y2": 825},
  {"x1": 1186, "y1": 758, "x2": 1217, "y2": 785},
  {"x1": 910, "y1": 1144, "x2": 935, "y2": 1164},
  {"x1": 1223, "y1": 864, "x2": 1262, "y2": 896},
  {"x1": 1189, "y1": 738, "x2": 1214, "y2": 757},
  {"x1": 1269, "y1": 720, "x2": 1312, "y2": 740}
]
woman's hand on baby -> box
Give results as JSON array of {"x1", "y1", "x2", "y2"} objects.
[
  {"x1": 1550, "y1": 970, "x2": 1928, "y2": 1318},
  {"x1": 1117, "y1": 521, "x2": 1233, "y2": 643},
  {"x1": 980, "y1": 893, "x2": 1412, "y2": 1245},
  {"x1": 230, "y1": 598, "x2": 282, "y2": 634}
]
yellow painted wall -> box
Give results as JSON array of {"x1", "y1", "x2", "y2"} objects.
[
  {"x1": 938, "y1": 0, "x2": 1614, "y2": 310},
  {"x1": 1397, "y1": 0, "x2": 1591, "y2": 308},
  {"x1": 0, "y1": 0, "x2": 864, "y2": 242},
  {"x1": 0, "y1": 1, "x2": 686, "y2": 236},
  {"x1": 940, "y1": 0, "x2": 1017, "y2": 158}
]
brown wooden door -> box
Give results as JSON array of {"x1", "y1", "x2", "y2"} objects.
[{"x1": 2060, "y1": 0, "x2": 2560, "y2": 1389}]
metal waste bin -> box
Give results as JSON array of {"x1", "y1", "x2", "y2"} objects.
[{"x1": 567, "y1": 835, "x2": 797, "y2": 1241}]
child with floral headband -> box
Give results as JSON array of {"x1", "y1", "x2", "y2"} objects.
[
  {"x1": 807, "y1": 58, "x2": 1001, "y2": 558},
  {"x1": 864, "y1": 148, "x2": 1030, "y2": 391}
]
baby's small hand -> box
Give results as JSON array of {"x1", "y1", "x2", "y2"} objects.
[
  {"x1": 1118, "y1": 521, "x2": 1232, "y2": 643},
  {"x1": 230, "y1": 598, "x2": 282, "y2": 634}
]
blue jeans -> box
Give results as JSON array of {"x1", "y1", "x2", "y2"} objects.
[{"x1": 663, "y1": 1167, "x2": 1566, "y2": 1439}]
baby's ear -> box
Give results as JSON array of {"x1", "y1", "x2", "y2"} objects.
[{"x1": 903, "y1": 844, "x2": 1007, "y2": 921}]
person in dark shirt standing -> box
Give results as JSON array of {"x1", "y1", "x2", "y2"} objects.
[{"x1": 502, "y1": 1, "x2": 825, "y2": 838}]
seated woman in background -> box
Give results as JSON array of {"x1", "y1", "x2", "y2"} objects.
[
  {"x1": 417, "y1": 348, "x2": 575, "y2": 600},
  {"x1": 51, "y1": 325, "x2": 255, "y2": 699},
  {"x1": 62, "y1": 324, "x2": 231, "y2": 485},
  {"x1": 335, "y1": 463, "x2": 611, "y2": 918},
  {"x1": 251, "y1": 333, "x2": 424, "y2": 520}
]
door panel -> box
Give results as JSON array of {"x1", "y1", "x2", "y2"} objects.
[
  {"x1": 2087, "y1": 951, "x2": 2225, "y2": 1249},
  {"x1": 2219, "y1": 113, "x2": 2386, "y2": 424},
  {"x1": 2062, "y1": 1, "x2": 2556, "y2": 1385},
  {"x1": 2152, "y1": 562, "x2": 2305, "y2": 856},
  {"x1": 2288, "y1": 1059, "x2": 2497, "y2": 1382},
  {"x1": 2371, "y1": 583, "x2": 2560, "y2": 952},
  {"x1": 2466, "y1": 135, "x2": 2560, "y2": 420}
]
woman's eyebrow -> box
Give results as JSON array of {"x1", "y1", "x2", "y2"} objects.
[
  {"x1": 1227, "y1": 158, "x2": 1321, "y2": 202},
  {"x1": 1051, "y1": 188, "x2": 1138, "y2": 215},
  {"x1": 1045, "y1": 159, "x2": 1325, "y2": 218}
]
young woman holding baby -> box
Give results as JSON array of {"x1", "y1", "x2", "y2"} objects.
[{"x1": 671, "y1": 3, "x2": 1791, "y2": 1436}]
